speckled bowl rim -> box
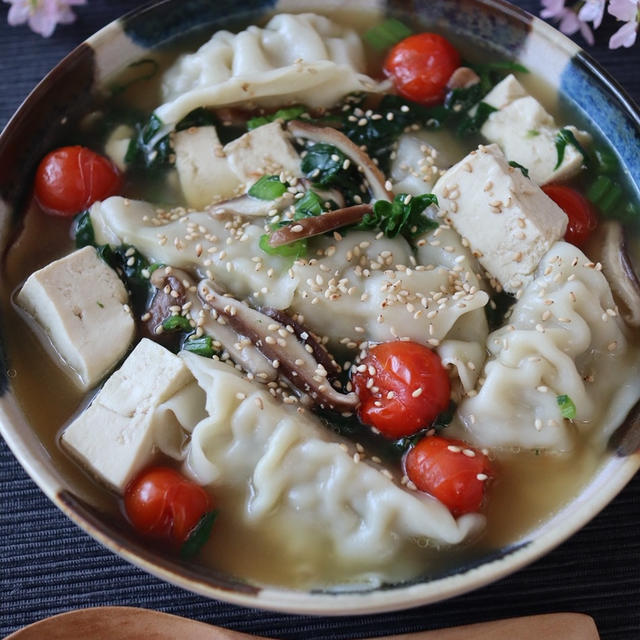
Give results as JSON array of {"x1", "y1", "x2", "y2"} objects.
[{"x1": 1, "y1": 0, "x2": 639, "y2": 616}]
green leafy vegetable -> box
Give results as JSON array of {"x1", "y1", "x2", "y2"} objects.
[
  {"x1": 180, "y1": 510, "x2": 218, "y2": 559},
  {"x1": 248, "y1": 175, "x2": 288, "y2": 200},
  {"x1": 109, "y1": 59, "x2": 159, "y2": 97},
  {"x1": 74, "y1": 210, "x2": 95, "y2": 248},
  {"x1": 456, "y1": 101, "x2": 497, "y2": 137},
  {"x1": 125, "y1": 113, "x2": 172, "y2": 171},
  {"x1": 357, "y1": 193, "x2": 438, "y2": 239},
  {"x1": 96, "y1": 301, "x2": 104, "y2": 309},
  {"x1": 554, "y1": 128, "x2": 590, "y2": 170},
  {"x1": 509, "y1": 160, "x2": 530, "y2": 178},
  {"x1": 363, "y1": 18, "x2": 412, "y2": 51},
  {"x1": 557, "y1": 394, "x2": 577, "y2": 420},
  {"x1": 162, "y1": 315, "x2": 193, "y2": 332},
  {"x1": 175, "y1": 107, "x2": 218, "y2": 132},
  {"x1": 183, "y1": 336, "x2": 217, "y2": 358},
  {"x1": 301, "y1": 143, "x2": 364, "y2": 204},
  {"x1": 247, "y1": 105, "x2": 307, "y2": 130}
]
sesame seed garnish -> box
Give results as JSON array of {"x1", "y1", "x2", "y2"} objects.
[
  {"x1": 447, "y1": 445, "x2": 461, "y2": 453},
  {"x1": 476, "y1": 473, "x2": 488, "y2": 481}
]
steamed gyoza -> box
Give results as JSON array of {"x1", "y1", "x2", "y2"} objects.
[{"x1": 8, "y1": 9, "x2": 640, "y2": 592}]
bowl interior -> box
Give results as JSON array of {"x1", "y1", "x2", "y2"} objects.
[{"x1": 1, "y1": 0, "x2": 639, "y2": 615}]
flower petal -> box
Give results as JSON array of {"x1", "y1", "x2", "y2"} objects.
[
  {"x1": 608, "y1": 0, "x2": 639, "y2": 22},
  {"x1": 6, "y1": 1, "x2": 30, "y2": 26},
  {"x1": 609, "y1": 20, "x2": 639, "y2": 47},
  {"x1": 578, "y1": 0, "x2": 606, "y2": 27}
]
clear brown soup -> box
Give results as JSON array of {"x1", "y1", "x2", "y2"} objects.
[{"x1": 1, "y1": 11, "x2": 635, "y2": 588}]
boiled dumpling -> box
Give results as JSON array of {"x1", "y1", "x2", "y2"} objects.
[
  {"x1": 455, "y1": 241, "x2": 640, "y2": 452},
  {"x1": 180, "y1": 351, "x2": 484, "y2": 585},
  {"x1": 156, "y1": 13, "x2": 388, "y2": 125}
]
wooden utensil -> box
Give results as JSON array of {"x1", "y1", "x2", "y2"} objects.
[{"x1": 3, "y1": 606, "x2": 599, "y2": 640}]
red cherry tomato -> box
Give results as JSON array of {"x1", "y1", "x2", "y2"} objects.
[
  {"x1": 124, "y1": 467, "x2": 213, "y2": 548},
  {"x1": 541, "y1": 184, "x2": 598, "y2": 248},
  {"x1": 405, "y1": 436, "x2": 492, "y2": 516},
  {"x1": 383, "y1": 33, "x2": 461, "y2": 105},
  {"x1": 34, "y1": 145, "x2": 122, "y2": 216},
  {"x1": 352, "y1": 341, "x2": 451, "y2": 439}
]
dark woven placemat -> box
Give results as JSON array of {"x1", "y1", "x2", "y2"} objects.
[{"x1": 1, "y1": 2, "x2": 639, "y2": 638}]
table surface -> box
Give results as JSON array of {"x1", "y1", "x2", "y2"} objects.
[{"x1": 1, "y1": 1, "x2": 639, "y2": 638}]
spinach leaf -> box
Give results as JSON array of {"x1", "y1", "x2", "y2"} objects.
[
  {"x1": 301, "y1": 143, "x2": 365, "y2": 204},
  {"x1": 509, "y1": 160, "x2": 530, "y2": 178},
  {"x1": 175, "y1": 106, "x2": 218, "y2": 131},
  {"x1": 109, "y1": 58, "x2": 159, "y2": 97},
  {"x1": 162, "y1": 315, "x2": 193, "y2": 332},
  {"x1": 456, "y1": 101, "x2": 497, "y2": 137},
  {"x1": 554, "y1": 128, "x2": 590, "y2": 170},
  {"x1": 74, "y1": 210, "x2": 95, "y2": 248},
  {"x1": 125, "y1": 113, "x2": 172, "y2": 171},
  {"x1": 357, "y1": 193, "x2": 438, "y2": 239}
]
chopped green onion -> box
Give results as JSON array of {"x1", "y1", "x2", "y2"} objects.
[
  {"x1": 181, "y1": 510, "x2": 218, "y2": 559},
  {"x1": 508, "y1": 160, "x2": 530, "y2": 178},
  {"x1": 586, "y1": 175, "x2": 612, "y2": 205},
  {"x1": 526, "y1": 129, "x2": 540, "y2": 138},
  {"x1": 96, "y1": 301, "x2": 104, "y2": 309},
  {"x1": 599, "y1": 183, "x2": 623, "y2": 214},
  {"x1": 184, "y1": 335, "x2": 216, "y2": 358},
  {"x1": 162, "y1": 315, "x2": 192, "y2": 332},
  {"x1": 247, "y1": 105, "x2": 307, "y2": 130},
  {"x1": 248, "y1": 175, "x2": 288, "y2": 200},
  {"x1": 259, "y1": 233, "x2": 307, "y2": 258},
  {"x1": 363, "y1": 18, "x2": 412, "y2": 52},
  {"x1": 294, "y1": 190, "x2": 324, "y2": 219},
  {"x1": 594, "y1": 148, "x2": 618, "y2": 175},
  {"x1": 557, "y1": 394, "x2": 577, "y2": 420}
]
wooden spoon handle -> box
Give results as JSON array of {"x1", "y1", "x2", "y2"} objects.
[{"x1": 3, "y1": 607, "x2": 599, "y2": 640}]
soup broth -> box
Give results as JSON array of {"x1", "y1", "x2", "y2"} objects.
[{"x1": 3, "y1": 9, "x2": 639, "y2": 590}]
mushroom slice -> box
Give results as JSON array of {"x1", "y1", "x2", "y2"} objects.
[
  {"x1": 151, "y1": 268, "x2": 277, "y2": 382},
  {"x1": 259, "y1": 306, "x2": 341, "y2": 381},
  {"x1": 585, "y1": 220, "x2": 640, "y2": 327},
  {"x1": 287, "y1": 120, "x2": 394, "y2": 201},
  {"x1": 267, "y1": 204, "x2": 372, "y2": 247},
  {"x1": 446, "y1": 66, "x2": 481, "y2": 90},
  {"x1": 198, "y1": 279, "x2": 359, "y2": 412},
  {"x1": 208, "y1": 190, "x2": 295, "y2": 218}
]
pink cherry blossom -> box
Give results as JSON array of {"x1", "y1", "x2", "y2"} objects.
[
  {"x1": 578, "y1": 0, "x2": 607, "y2": 28},
  {"x1": 608, "y1": 0, "x2": 639, "y2": 48},
  {"x1": 540, "y1": 0, "x2": 595, "y2": 44},
  {"x1": 4, "y1": 0, "x2": 86, "y2": 38}
]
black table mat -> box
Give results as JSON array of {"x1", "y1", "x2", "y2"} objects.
[{"x1": 1, "y1": 1, "x2": 639, "y2": 637}]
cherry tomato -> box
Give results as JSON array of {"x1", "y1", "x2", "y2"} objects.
[
  {"x1": 124, "y1": 467, "x2": 213, "y2": 549},
  {"x1": 34, "y1": 145, "x2": 122, "y2": 216},
  {"x1": 352, "y1": 341, "x2": 451, "y2": 439},
  {"x1": 542, "y1": 184, "x2": 598, "y2": 248},
  {"x1": 383, "y1": 33, "x2": 461, "y2": 105},
  {"x1": 405, "y1": 436, "x2": 492, "y2": 516}
]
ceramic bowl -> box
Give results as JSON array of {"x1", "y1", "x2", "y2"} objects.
[{"x1": 0, "y1": 0, "x2": 639, "y2": 616}]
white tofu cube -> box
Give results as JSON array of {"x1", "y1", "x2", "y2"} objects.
[
  {"x1": 480, "y1": 74, "x2": 591, "y2": 185},
  {"x1": 16, "y1": 246, "x2": 135, "y2": 389},
  {"x1": 173, "y1": 125, "x2": 243, "y2": 208},
  {"x1": 61, "y1": 339, "x2": 196, "y2": 493},
  {"x1": 432, "y1": 144, "x2": 568, "y2": 293},
  {"x1": 224, "y1": 121, "x2": 301, "y2": 185}
]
